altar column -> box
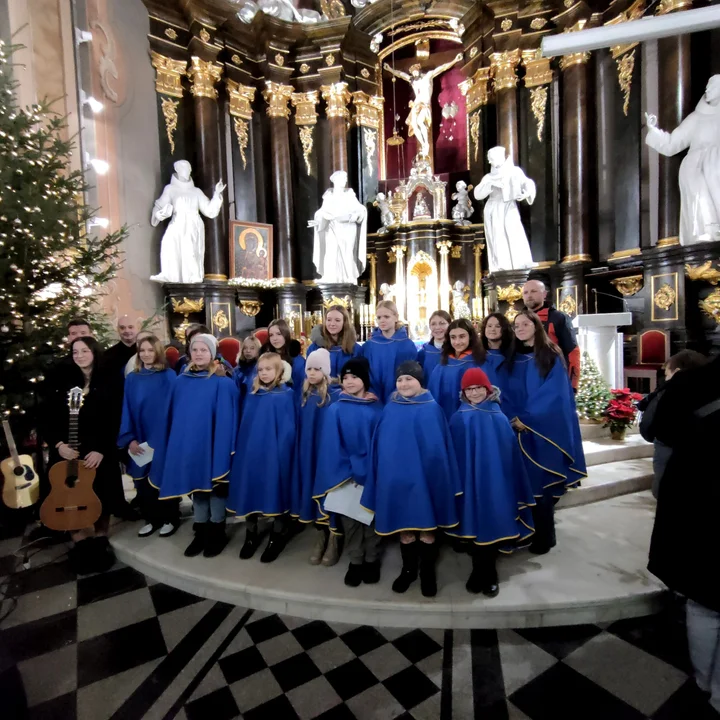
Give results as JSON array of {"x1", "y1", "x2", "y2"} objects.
[
  {"x1": 436, "y1": 241, "x2": 452, "y2": 313},
  {"x1": 187, "y1": 56, "x2": 227, "y2": 280},
  {"x1": 391, "y1": 244, "x2": 407, "y2": 322},
  {"x1": 491, "y1": 50, "x2": 521, "y2": 163},
  {"x1": 655, "y1": 0, "x2": 692, "y2": 248},
  {"x1": 560, "y1": 52, "x2": 592, "y2": 264},
  {"x1": 321, "y1": 82, "x2": 351, "y2": 175},
  {"x1": 263, "y1": 81, "x2": 297, "y2": 282},
  {"x1": 459, "y1": 67, "x2": 491, "y2": 177}
]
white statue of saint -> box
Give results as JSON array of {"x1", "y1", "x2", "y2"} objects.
[
  {"x1": 451, "y1": 180, "x2": 474, "y2": 226},
  {"x1": 645, "y1": 75, "x2": 720, "y2": 245},
  {"x1": 150, "y1": 160, "x2": 225, "y2": 284},
  {"x1": 474, "y1": 147, "x2": 536, "y2": 273},
  {"x1": 309, "y1": 170, "x2": 368, "y2": 284},
  {"x1": 413, "y1": 192, "x2": 431, "y2": 219},
  {"x1": 383, "y1": 54, "x2": 463, "y2": 161}
]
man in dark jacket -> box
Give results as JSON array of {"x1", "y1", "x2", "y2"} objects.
[
  {"x1": 522, "y1": 280, "x2": 580, "y2": 389},
  {"x1": 648, "y1": 353, "x2": 720, "y2": 715},
  {"x1": 103, "y1": 315, "x2": 138, "y2": 381}
]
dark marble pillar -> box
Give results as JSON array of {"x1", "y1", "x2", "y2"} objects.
[
  {"x1": 459, "y1": 67, "x2": 491, "y2": 178},
  {"x1": 491, "y1": 51, "x2": 520, "y2": 163},
  {"x1": 187, "y1": 56, "x2": 227, "y2": 280},
  {"x1": 322, "y1": 82, "x2": 350, "y2": 175},
  {"x1": 263, "y1": 82, "x2": 297, "y2": 282}
]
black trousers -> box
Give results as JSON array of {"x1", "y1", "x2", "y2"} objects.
[
  {"x1": 135, "y1": 479, "x2": 180, "y2": 526},
  {"x1": 530, "y1": 494, "x2": 557, "y2": 550}
]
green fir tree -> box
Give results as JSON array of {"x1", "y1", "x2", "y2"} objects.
[
  {"x1": 576, "y1": 351, "x2": 611, "y2": 421},
  {"x1": 0, "y1": 41, "x2": 127, "y2": 422}
]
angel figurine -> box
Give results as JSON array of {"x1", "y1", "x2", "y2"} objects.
[
  {"x1": 373, "y1": 192, "x2": 394, "y2": 234},
  {"x1": 451, "y1": 180, "x2": 474, "y2": 226}
]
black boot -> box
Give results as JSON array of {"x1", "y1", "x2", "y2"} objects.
[
  {"x1": 203, "y1": 521, "x2": 228, "y2": 558},
  {"x1": 184, "y1": 522, "x2": 208, "y2": 557},
  {"x1": 419, "y1": 542, "x2": 438, "y2": 598},
  {"x1": 239, "y1": 525, "x2": 261, "y2": 560},
  {"x1": 344, "y1": 563, "x2": 364, "y2": 587},
  {"x1": 467, "y1": 548, "x2": 499, "y2": 597},
  {"x1": 260, "y1": 531, "x2": 287, "y2": 563},
  {"x1": 392, "y1": 542, "x2": 419, "y2": 594}
]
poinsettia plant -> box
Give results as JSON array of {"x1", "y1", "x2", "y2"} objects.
[{"x1": 601, "y1": 388, "x2": 644, "y2": 434}]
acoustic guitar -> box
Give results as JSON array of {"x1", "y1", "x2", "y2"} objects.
[
  {"x1": 1, "y1": 420, "x2": 39, "y2": 509},
  {"x1": 40, "y1": 387, "x2": 102, "y2": 531}
]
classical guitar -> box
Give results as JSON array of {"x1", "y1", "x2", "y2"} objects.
[
  {"x1": 40, "y1": 387, "x2": 102, "y2": 531},
  {"x1": 1, "y1": 420, "x2": 39, "y2": 509}
]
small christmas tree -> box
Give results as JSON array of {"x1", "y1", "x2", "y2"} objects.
[
  {"x1": 576, "y1": 351, "x2": 611, "y2": 421},
  {"x1": 0, "y1": 41, "x2": 127, "y2": 422}
]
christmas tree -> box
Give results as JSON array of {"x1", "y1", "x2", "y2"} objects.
[
  {"x1": 0, "y1": 41, "x2": 127, "y2": 421},
  {"x1": 576, "y1": 351, "x2": 611, "y2": 421}
]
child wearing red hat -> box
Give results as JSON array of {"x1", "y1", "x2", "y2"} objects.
[{"x1": 448, "y1": 367, "x2": 536, "y2": 597}]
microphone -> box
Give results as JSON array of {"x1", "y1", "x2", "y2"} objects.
[{"x1": 592, "y1": 288, "x2": 628, "y2": 313}]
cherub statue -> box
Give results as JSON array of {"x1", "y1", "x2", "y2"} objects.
[
  {"x1": 373, "y1": 192, "x2": 394, "y2": 234},
  {"x1": 380, "y1": 282, "x2": 395, "y2": 301},
  {"x1": 452, "y1": 280, "x2": 471, "y2": 319},
  {"x1": 451, "y1": 180, "x2": 474, "y2": 226}
]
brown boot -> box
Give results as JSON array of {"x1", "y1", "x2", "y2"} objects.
[
  {"x1": 309, "y1": 528, "x2": 328, "y2": 565},
  {"x1": 321, "y1": 533, "x2": 340, "y2": 567}
]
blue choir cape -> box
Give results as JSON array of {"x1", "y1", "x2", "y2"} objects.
[
  {"x1": 232, "y1": 361, "x2": 257, "y2": 403},
  {"x1": 227, "y1": 384, "x2": 296, "y2": 518},
  {"x1": 482, "y1": 348, "x2": 507, "y2": 387},
  {"x1": 428, "y1": 354, "x2": 482, "y2": 420},
  {"x1": 243, "y1": 354, "x2": 306, "y2": 399},
  {"x1": 291, "y1": 386, "x2": 339, "y2": 523},
  {"x1": 313, "y1": 392, "x2": 383, "y2": 529},
  {"x1": 307, "y1": 342, "x2": 361, "y2": 378},
  {"x1": 151, "y1": 371, "x2": 238, "y2": 498},
  {"x1": 449, "y1": 397, "x2": 535, "y2": 549},
  {"x1": 362, "y1": 391, "x2": 460, "y2": 535},
  {"x1": 417, "y1": 341, "x2": 443, "y2": 387},
  {"x1": 118, "y1": 368, "x2": 176, "y2": 479},
  {"x1": 360, "y1": 327, "x2": 417, "y2": 403},
  {"x1": 501, "y1": 353, "x2": 587, "y2": 498}
]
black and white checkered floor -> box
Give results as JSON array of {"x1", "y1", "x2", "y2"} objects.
[{"x1": 0, "y1": 524, "x2": 716, "y2": 720}]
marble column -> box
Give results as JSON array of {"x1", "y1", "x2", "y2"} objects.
[
  {"x1": 560, "y1": 52, "x2": 592, "y2": 264},
  {"x1": 263, "y1": 81, "x2": 297, "y2": 282},
  {"x1": 656, "y1": 0, "x2": 692, "y2": 248},
  {"x1": 391, "y1": 244, "x2": 407, "y2": 322},
  {"x1": 491, "y1": 50, "x2": 521, "y2": 163},
  {"x1": 459, "y1": 67, "x2": 491, "y2": 176},
  {"x1": 436, "y1": 241, "x2": 452, "y2": 313},
  {"x1": 367, "y1": 252, "x2": 378, "y2": 306},
  {"x1": 187, "y1": 56, "x2": 227, "y2": 280},
  {"x1": 321, "y1": 82, "x2": 351, "y2": 175}
]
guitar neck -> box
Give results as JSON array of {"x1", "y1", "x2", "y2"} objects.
[
  {"x1": 2, "y1": 420, "x2": 22, "y2": 467},
  {"x1": 68, "y1": 414, "x2": 80, "y2": 452}
]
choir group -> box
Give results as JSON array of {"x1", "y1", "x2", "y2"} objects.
[{"x1": 115, "y1": 300, "x2": 585, "y2": 599}]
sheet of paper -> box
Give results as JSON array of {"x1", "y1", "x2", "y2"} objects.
[
  {"x1": 131, "y1": 442, "x2": 154, "y2": 467},
  {"x1": 323, "y1": 482, "x2": 374, "y2": 526}
]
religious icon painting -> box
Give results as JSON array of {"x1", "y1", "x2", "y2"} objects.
[{"x1": 229, "y1": 220, "x2": 274, "y2": 280}]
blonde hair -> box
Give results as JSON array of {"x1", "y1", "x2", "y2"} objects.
[
  {"x1": 134, "y1": 335, "x2": 168, "y2": 372},
  {"x1": 301, "y1": 375, "x2": 331, "y2": 408},
  {"x1": 376, "y1": 300, "x2": 403, "y2": 330},
  {"x1": 252, "y1": 352, "x2": 284, "y2": 393},
  {"x1": 238, "y1": 335, "x2": 261, "y2": 364},
  {"x1": 323, "y1": 305, "x2": 357, "y2": 355}
]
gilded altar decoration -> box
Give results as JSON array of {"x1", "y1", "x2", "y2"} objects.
[
  {"x1": 469, "y1": 111, "x2": 481, "y2": 163},
  {"x1": 363, "y1": 128, "x2": 377, "y2": 175},
  {"x1": 150, "y1": 52, "x2": 185, "y2": 98},
  {"x1": 233, "y1": 118, "x2": 250, "y2": 170},
  {"x1": 263, "y1": 82, "x2": 293, "y2": 119},
  {"x1": 361, "y1": 68, "x2": 370, "y2": 79},
  {"x1": 530, "y1": 86, "x2": 548, "y2": 142},
  {"x1": 469, "y1": 47, "x2": 478, "y2": 59},
  {"x1": 231, "y1": 54, "x2": 242, "y2": 65},
  {"x1": 451, "y1": 245, "x2": 462, "y2": 259},
  {"x1": 615, "y1": 49, "x2": 635, "y2": 117},
  {"x1": 505, "y1": 306, "x2": 519, "y2": 323},
  {"x1": 199, "y1": 27, "x2": 211, "y2": 43},
  {"x1": 654, "y1": 283, "x2": 677, "y2": 311},
  {"x1": 352, "y1": 92, "x2": 384, "y2": 129},
  {"x1": 326, "y1": 53, "x2": 335, "y2": 67},
  {"x1": 367, "y1": 253, "x2": 378, "y2": 305},
  {"x1": 436, "y1": 241, "x2": 452, "y2": 313},
  {"x1": 160, "y1": 98, "x2": 179, "y2": 154},
  {"x1": 460, "y1": 67, "x2": 491, "y2": 114},
  {"x1": 299, "y1": 127, "x2": 314, "y2": 175},
  {"x1": 239, "y1": 300, "x2": 262, "y2": 317},
  {"x1": 611, "y1": 275, "x2": 644, "y2": 297},
  {"x1": 320, "y1": 0, "x2": 346, "y2": 20},
  {"x1": 387, "y1": 20, "x2": 452, "y2": 36},
  {"x1": 530, "y1": 18, "x2": 548, "y2": 30},
  {"x1": 496, "y1": 285, "x2": 523, "y2": 304},
  {"x1": 230, "y1": 221, "x2": 273, "y2": 280},
  {"x1": 490, "y1": 50, "x2": 521, "y2": 91},
  {"x1": 291, "y1": 91, "x2": 318, "y2": 175},
  {"x1": 164, "y1": 27, "x2": 178, "y2": 41},
  {"x1": 187, "y1": 56, "x2": 222, "y2": 99},
  {"x1": 171, "y1": 297, "x2": 205, "y2": 342},
  {"x1": 212, "y1": 308, "x2": 230, "y2": 332},
  {"x1": 299, "y1": 63, "x2": 310, "y2": 74},
  {"x1": 559, "y1": 52, "x2": 591, "y2": 71},
  {"x1": 387, "y1": 250, "x2": 396, "y2": 264},
  {"x1": 322, "y1": 83, "x2": 351, "y2": 120},
  {"x1": 500, "y1": 18, "x2": 512, "y2": 31},
  {"x1": 322, "y1": 295, "x2": 350, "y2": 310},
  {"x1": 227, "y1": 80, "x2": 256, "y2": 170},
  {"x1": 275, "y1": 53, "x2": 285, "y2": 67},
  {"x1": 558, "y1": 292, "x2": 577, "y2": 317},
  {"x1": 657, "y1": 0, "x2": 692, "y2": 14},
  {"x1": 564, "y1": 0, "x2": 575, "y2": 7},
  {"x1": 686, "y1": 261, "x2": 720, "y2": 285},
  {"x1": 473, "y1": 243, "x2": 484, "y2": 298},
  {"x1": 229, "y1": 277, "x2": 285, "y2": 288},
  {"x1": 699, "y1": 289, "x2": 720, "y2": 324}
]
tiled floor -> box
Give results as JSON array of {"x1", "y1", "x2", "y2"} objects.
[{"x1": 0, "y1": 523, "x2": 716, "y2": 720}]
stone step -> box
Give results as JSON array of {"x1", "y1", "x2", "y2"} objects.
[
  {"x1": 580, "y1": 422, "x2": 639, "y2": 440},
  {"x1": 557, "y1": 457, "x2": 653, "y2": 509},
  {"x1": 583, "y1": 433, "x2": 652, "y2": 467}
]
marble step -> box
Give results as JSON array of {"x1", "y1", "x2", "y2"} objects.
[
  {"x1": 580, "y1": 422, "x2": 639, "y2": 440},
  {"x1": 582, "y1": 433, "x2": 652, "y2": 467},
  {"x1": 110, "y1": 492, "x2": 665, "y2": 630},
  {"x1": 557, "y1": 457, "x2": 653, "y2": 509}
]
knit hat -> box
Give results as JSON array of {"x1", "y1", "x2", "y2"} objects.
[
  {"x1": 396, "y1": 360, "x2": 423, "y2": 384},
  {"x1": 461, "y1": 367, "x2": 493, "y2": 394},
  {"x1": 306, "y1": 348, "x2": 331, "y2": 378},
  {"x1": 190, "y1": 333, "x2": 217, "y2": 359},
  {"x1": 340, "y1": 357, "x2": 371, "y2": 390}
]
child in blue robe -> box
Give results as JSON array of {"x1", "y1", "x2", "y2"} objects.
[
  {"x1": 228, "y1": 352, "x2": 297, "y2": 564},
  {"x1": 417, "y1": 310, "x2": 451, "y2": 387},
  {"x1": 478, "y1": 312, "x2": 513, "y2": 387},
  {"x1": 306, "y1": 305, "x2": 361, "y2": 378},
  {"x1": 118, "y1": 335, "x2": 179, "y2": 538},
  {"x1": 232, "y1": 335, "x2": 261, "y2": 404},
  {"x1": 360, "y1": 301, "x2": 417, "y2": 403},
  {"x1": 502, "y1": 310, "x2": 587, "y2": 555},
  {"x1": 449, "y1": 367, "x2": 536, "y2": 597},
  {"x1": 259, "y1": 319, "x2": 305, "y2": 398},
  {"x1": 152, "y1": 334, "x2": 238, "y2": 559},
  {"x1": 428, "y1": 318, "x2": 486, "y2": 419},
  {"x1": 363, "y1": 361, "x2": 460, "y2": 598},
  {"x1": 292, "y1": 348, "x2": 342, "y2": 566},
  {"x1": 314, "y1": 357, "x2": 383, "y2": 587}
]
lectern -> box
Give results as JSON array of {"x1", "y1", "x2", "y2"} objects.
[{"x1": 572, "y1": 313, "x2": 632, "y2": 390}]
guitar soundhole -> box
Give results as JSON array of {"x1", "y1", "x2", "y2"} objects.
[{"x1": 65, "y1": 474, "x2": 78, "y2": 489}]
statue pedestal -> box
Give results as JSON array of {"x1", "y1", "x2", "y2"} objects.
[
  {"x1": 317, "y1": 283, "x2": 357, "y2": 310},
  {"x1": 573, "y1": 312, "x2": 632, "y2": 389}
]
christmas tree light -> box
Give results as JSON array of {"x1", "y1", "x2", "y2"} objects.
[{"x1": 576, "y1": 351, "x2": 612, "y2": 421}]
